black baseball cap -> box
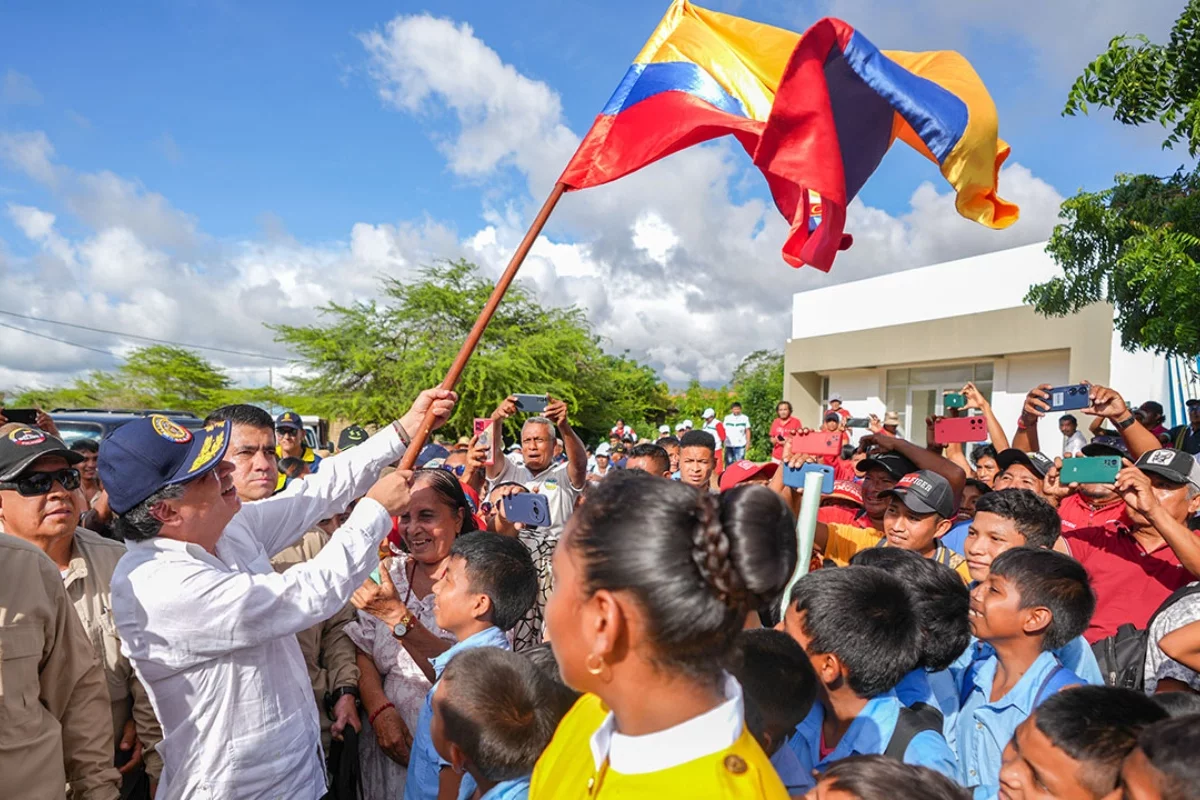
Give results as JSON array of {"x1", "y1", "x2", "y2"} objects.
[
  {"x1": 1135, "y1": 448, "x2": 1200, "y2": 489},
  {"x1": 337, "y1": 425, "x2": 368, "y2": 451},
  {"x1": 880, "y1": 470, "x2": 955, "y2": 519},
  {"x1": 858, "y1": 452, "x2": 916, "y2": 480},
  {"x1": 996, "y1": 448, "x2": 1053, "y2": 479},
  {"x1": 1082, "y1": 435, "x2": 1129, "y2": 459},
  {"x1": 0, "y1": 426, "x2": 84, "y2": 482}
]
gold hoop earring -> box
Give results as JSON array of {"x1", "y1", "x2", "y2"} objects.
[{"x1": 585, "y1": 652, "x2": 610, "y2": 681}]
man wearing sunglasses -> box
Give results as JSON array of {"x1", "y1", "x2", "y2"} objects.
[
  {"x1": 275, "y1": 411, "x2": 322, "y2": 492},
  {"x1": 103, "y1": 390, "x2": 455, "y2": 800},
  {"x1": 0, "y1": 424, "x2": 123, "y2": 800}
]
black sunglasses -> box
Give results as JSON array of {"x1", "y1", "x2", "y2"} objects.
[{"x1": 0, "y1": 468, "x2": 82, "y2": 497}]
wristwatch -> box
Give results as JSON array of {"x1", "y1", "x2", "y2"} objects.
[
  {"x1": 1116, "y1": 414, "x2": 1136, "y2": 430},
  {"x1": 391, "y1": 611, "x2": 417, "y2": 639}
]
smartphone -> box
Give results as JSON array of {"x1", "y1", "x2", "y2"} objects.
[
  {"x1": 789, "y1": 431, "x2": 843, "y2": 457},
  {"x1": 1046, "y1": 384, "x2": 1091, "y2": 412},
  {"x1": 783, "y1": 463, "x2": 834, "y2": 493},
  {"x1": 933, "y1": 416, "x2": 988, "y2": 444},
  {"x1": 845, "y1": 417, "x2": 871, "y2": 429},
  {"x1": 1060, "y1": 456, "x2": 1122, "y2": 485},
  {"x1": 2, "y1": 408, "x2": 39, "y2": 425},
  {"x1": 473, "y1": 418, "x2": 495, "y2": 466},
  {"x1": 943, "y1": 393, "x2": 966, "y2": 409},
  {"x1": 513, "y1": 394, "x2": 549, "y2": 413},
  {"x1": 502, "y1": 493, "x2": 551, "y2": 528}
]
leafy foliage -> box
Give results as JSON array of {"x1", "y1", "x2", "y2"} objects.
[
  {"x1": 1064, "y1": 0, "x2": 1200, "y2": 155},
  {"x1": 7, "y1": 345, "x2": 241, "y2": 413},
  {"x1": 271, "y1": 259, "x2": 670, "y2": 444},
  {"x1": 1029, "y1": 1, "x2": 1200, "y2": 357}
]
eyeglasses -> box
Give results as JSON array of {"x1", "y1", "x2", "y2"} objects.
[
  {"x1": 276, "y1": 428, "x2": 301, "y2": 437},
  {"x1": 0, "y1": 468, "x2": 82, "y2": 497},
  {"x1": 442, "y1": 464, "x2": 466, "y2": 477},
  {"x1": 480, "y1": 501, "x2": 495, "y2": 515}
]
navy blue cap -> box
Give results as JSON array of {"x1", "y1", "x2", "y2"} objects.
[
  {"x1": 99, "y1": 416, "x2": 231, "y2": 515},
  {"x1": 275, "y1": 411, "x2": 302, "y2": 430}
]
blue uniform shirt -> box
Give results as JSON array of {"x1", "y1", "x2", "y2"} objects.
[
  {"x1": 941, "y1": 519, "x2": 971, "y2": 556},
  {"x1": 955, "y1": 650, "x2": 1083, "y2": 792},
  {"x1": 769, "y1": 742, "x2": 814, "y2": 795},
  {"x1": 786, "y1": 690, "x2": 959, "y2": 781},
  {"x1": 405, "y1": 626, "x2": 512, "y2": 800},
  {"x1": 457, "y1": 776, "x2": 530, "y2": 800},
  {"x1": 952, "y1": 635, "x2": 1103, "y2": 687},
  {"x1": 894, "y1": 668, "x2": 962, "y2": 753}
]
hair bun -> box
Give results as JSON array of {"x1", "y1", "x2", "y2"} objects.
[{"x1": 690, "y1": 492, "x2": 750, "y2": 610}]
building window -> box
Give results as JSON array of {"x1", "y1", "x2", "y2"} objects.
[{"x1": 885, "y1": 362, "x2": 994, "y2": 445}]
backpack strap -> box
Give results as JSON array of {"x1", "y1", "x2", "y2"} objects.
[
  {"x1": 885, "y1": 702, "x2": 944, "y2": 761},
  {"x1": 1033, "y1": 663, "x2": 1081, "y2": 707}
]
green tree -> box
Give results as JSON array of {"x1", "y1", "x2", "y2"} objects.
[
  {"x1": 272, "y1": 259, "x2": 670, "y2": 445},
  {"x1": 9, "y1": 345, "x2": 237, "y2": 414},
  {"x1": 1027, "y1": 1, "x2": 1200, "y2": 356},
  {"x1": 731, "y1": 349, "x2": 785, "y2": 461}
]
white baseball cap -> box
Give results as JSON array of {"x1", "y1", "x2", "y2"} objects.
[
  {"x1": 829, "y1": 393, "x2": 842, "y2": 402},
  {"x1": 675, "y1": 422, "x2": 686, "y2": 431},
  {"x1": 683, "y1": 419, "x2": 694, "y2": 428},
  {"x1": 703, "y1": 408, "x2": 715, "y2": 419},
  {"x1": 596, "y1": 443, "x2": 611, "y2": 456},
  {"x1": 658, "y1": 424, "x2": 670, "y2": 434}
]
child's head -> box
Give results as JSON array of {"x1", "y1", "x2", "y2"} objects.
[
  {"x1": 879, "y1": 471, "x2": 956, "y2": 556},
  {"x1": 430, "y1": 648, "x2": 573, "y2": 784},
  {"x1": 965, "y1": 489, "x2": 1061, "y2": 582},
  {"x1": 783, "y1": 566, "x2": 920, "y2": 698},
  {"x1": 1119, "y1": 714, "x2": 1200, "y2": 800},
  {"x1": 545, "y1": 472, "x2": 795, "y2": 696},
  {"x1": 849, "y1": 548, "x2": 970, "y2": 673},
  {"x1": 999, "y1": 686, "x2": 1167, "y2": 799},
  {"x1": 678, "y1": 430, "x2": 717, "y2": 489},
  {"x1": 807, "y1": 755, "x2": 970, "y2": 800},
  {"x1": 969, "y1": 547, "x2": 1095, "y2": 651},
  {"x1": 433, "y1": 531, "x2": 537, "y2": 634},
  {"x1": 730, "y1": 628, "x2": 818, "y2": 756}
]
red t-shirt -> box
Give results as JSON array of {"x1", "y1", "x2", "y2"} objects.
[
  {"x1": 769, "y1": 417, "x2": 803, "y2": 461},
  {"x1": 1057, "y1": 493, "x2": 1131, "y2": 533},
  {"x1": 1064, "y1": 525, "x2": 1197, "y2": 642}
]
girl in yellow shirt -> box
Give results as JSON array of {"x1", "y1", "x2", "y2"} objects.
[{"x1": 531, "y1": 472, "x2": 797, "y2": 799}]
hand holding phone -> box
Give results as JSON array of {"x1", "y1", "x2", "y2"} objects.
[
  {"x1": 942, "y1": 393, "x2": 966, "y2": 409},
  {"x1": 474, "y1": 419, "x2": 495, "y2": 466},
  {"x1": 845, "y1": 417, "x2": 871, "y2": 429},
  {"x1": 502, "y1": 493, "x2": 551, "y2": 528},
  {"x1": 932, "y1": 416, "x2": 988, "y2": 444},
  {"x1": 789, "y1": 431, "x2": 842, "y2": 457},
  {"x1": 1059, "y1": 456, "x2": 1122, "y2": 485},
  {"x1": 783, "y1": 463, "x2": 834, "y2": 493},
  {"x1": 1, "y1": 408, "x2": 40, "y2": 425},
  {"x1": 1046, "y1": 384, "x2": 1091, "y2": 412}
]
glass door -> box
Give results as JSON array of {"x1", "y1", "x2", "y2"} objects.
[{"x1": 907, "y1": 388, "x2": 938, "y2": 446}]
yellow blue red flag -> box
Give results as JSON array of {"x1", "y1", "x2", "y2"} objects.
[{"x1": 560, "y1": 1, "x2": 1018, "y2": 272}]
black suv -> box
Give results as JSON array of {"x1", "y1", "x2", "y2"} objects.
[{"x1": 49, "y1": 409, "x2": 206, "y2": 446}]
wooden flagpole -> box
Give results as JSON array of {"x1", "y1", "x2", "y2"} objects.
[{"x1": 396, "y1": 182, "x2": 568, "y2": 470}]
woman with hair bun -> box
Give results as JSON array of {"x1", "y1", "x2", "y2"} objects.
[{"x1": 531, "y1": 470, "x2": 797, "y2": 799}]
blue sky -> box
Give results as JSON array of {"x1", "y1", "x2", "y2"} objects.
[{"x1": 0, "y1": 0, "x2": 1186, "y2": 389}]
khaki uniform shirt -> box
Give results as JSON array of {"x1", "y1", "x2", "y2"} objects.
[
  {"x1": 63, "y1": 529, "x2": 164, "y2": 783},
  {"x1": 270, "y1": 528, "x2": 361, "y2": 752},
  {"x1": 0, "y1": 532, "x2": 121, "y2": 800}
]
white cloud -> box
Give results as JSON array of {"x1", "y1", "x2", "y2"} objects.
[
  {"x1": 68, "y1": 171, "x2": 198, "y2": 250},
  {"x1": 1, "y1": 70, "x2": 42, "y2": 106},
  {"x1": 0, "y1": 131, "x2": 61, "y2": 187}
]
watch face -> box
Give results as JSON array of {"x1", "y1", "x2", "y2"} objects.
[{"x1": 392, "y1": 622, "x2": 408, "y2": 638}]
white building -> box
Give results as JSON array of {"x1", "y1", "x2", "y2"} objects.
[{"x1": 784, "y1": 243, "x2": 1197, "y2": 458}]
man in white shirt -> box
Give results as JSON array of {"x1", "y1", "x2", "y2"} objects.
[
  {"x1": 485, "y1": 395, "x2": 588, "y2": 539},
  {"x1": 723, "y1": 402, "x2": 752, "y2": 466},
  {"x1": 1060, "y1": 414, "x2": 1088, "y2": 456},
  {"x1": 701, "y1": 408, "x2": 726, "y2": 468},
  {"x1": 101, "y1": 390, "x2": 456, "y2": 800}
]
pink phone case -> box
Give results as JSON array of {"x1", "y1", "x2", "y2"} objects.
[
  {"x1": 933, "y1": 416, "x2": 988, "y2": 444},
  {"x1": 790, "y1": 431, "x2": 843, "y2": 457}
]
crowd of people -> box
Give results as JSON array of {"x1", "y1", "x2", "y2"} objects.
[{"x1": 2, "y1": 378, "x2": 1200, "y2": 800}]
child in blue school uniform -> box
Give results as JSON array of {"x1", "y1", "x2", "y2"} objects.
[
  {"x1": 430, "y1": 647, "x2": 576, "y2": 800},
  {"x1": 849, "y1": 548, "x2": 971, "y2": 753},
  {"x1": 780, "y1": 566, "x2": 960, "y2": 781},
  {"x1": 730, "y1": 629, "x2": 820, "y2": 795},
  {"x1": 956, "y1": 547, "x2": 1096, "y2": 796},
  {"x1": 404, "y1": 532, "x2": 539, "y2": 800}
]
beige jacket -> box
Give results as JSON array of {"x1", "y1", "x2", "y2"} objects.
[
  {"x1": 0, "y1": 533, "x2": 121, "y2": 800},
  {"x1": 64, "y1": 529, "x2": 164, "y2": 782},
  {"x1": 270, "y1": 527, "x2": 361, "y2": 751}
]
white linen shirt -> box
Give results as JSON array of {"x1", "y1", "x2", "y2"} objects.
[{"x1": 111, "y1": 425, "x2": 405, "y2": 800}]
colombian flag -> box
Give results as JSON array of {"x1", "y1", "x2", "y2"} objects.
[{"x1": 560, "y1": 1, "x2": 1019, "y2": 272}]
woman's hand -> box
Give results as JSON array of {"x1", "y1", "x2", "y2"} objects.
[
  {"x1": 372, "y1": 706, "x2": 413, "y2": 766},
  {"x1": 351, "y1": 560, "x2": 410, "y2": 628}
]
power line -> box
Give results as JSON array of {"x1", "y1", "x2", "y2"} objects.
[
  {"x1": 0, "y1": 320, "x2": 115, "y2": 357},
  {"x1": 0, "y1": 308, "x2": 290, "y2": 362}
]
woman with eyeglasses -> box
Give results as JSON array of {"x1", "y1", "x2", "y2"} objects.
[
  {"x1": 345, "y1": 467, "x2": 476, "y2": 800},
  {"x1": 0, "y1": 422, "x2": 165, "y2": 796}
]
